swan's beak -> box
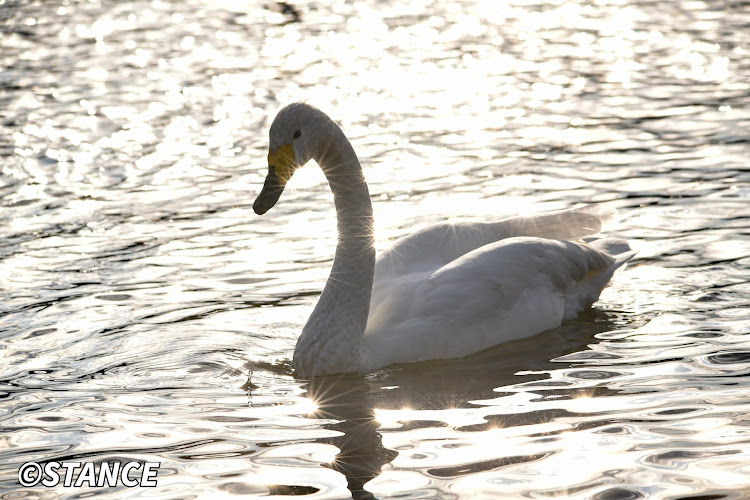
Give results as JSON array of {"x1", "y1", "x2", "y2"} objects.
[
  {"x1": 254, "y1": 142, "x2": 296, "y2": 215},
  {"x1": 253, "y1": 167, "x2": 285, "y2": 215}
]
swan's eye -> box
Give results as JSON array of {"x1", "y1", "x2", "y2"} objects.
[{"x1": 293, "y1": 130, "x2": 301, "y2": 139}]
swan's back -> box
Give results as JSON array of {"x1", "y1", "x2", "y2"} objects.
[{"x1": 374, "y1": 205, "x2": 617, "y2": 280}]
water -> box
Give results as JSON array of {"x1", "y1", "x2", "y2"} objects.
[{"x1": 1, "y1": 0, "x2": 749, "y2": 497}]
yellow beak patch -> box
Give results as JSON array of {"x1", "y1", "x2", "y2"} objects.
[{"x1": 267, "y1": 142, "x2": 296, "y2": 186}]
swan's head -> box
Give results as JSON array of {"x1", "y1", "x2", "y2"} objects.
[{"x1": 253, "y1": 103, "x2": 328, "y2": 215}]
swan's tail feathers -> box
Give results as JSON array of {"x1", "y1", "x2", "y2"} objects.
[
  {"x1": 563, "y1": 238, "x2": 635, "y2": 320},
  {"x1": 572, "y1": 203, "x2": 618, "y2": 231},
  {"x1": 588, "y1": 238, "x2": 637, "y2": 284},
  {"x1": 499, "y1": 203, "x2": 619, "y2": 241},
  {"x1": 588, "y1": 237, "x2": 636, "y2": 263}
]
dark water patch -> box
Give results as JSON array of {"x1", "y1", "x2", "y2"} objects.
[
  {"x1": 682, "y1": 332, "x2": 722, "y2": 339},
  {"x1": 95, "y1": 294, "x2": 132, "y2": 301},
  {"x1": 566, "y1": 370, "x2": 625, "y2": 380},
  {"x1": 26, "y1": 328, "x2": 57, "y2": 338},
  {"x1": 593, "y1": 487, "x2": 645, "y2": 500},
  {"x1": 706, "y1": 351, "x2": 750, "y2": 364},
  {"x1": 595, "y1": 425, "x2": 633, "y2": 435},
  {"x1": 178, "y1": 446, "x2": 260, "y2": 461},
  {"x1": 554, "y1": 351, "x2": 623, "y2": 361},
  {"x1": 203, "y1": 415, "x2": 260, "y2": 423},
  {"x1": 225, "y1": 277, "x2": 269, "y2": 285},
  {"x1": 652, "y1": 407, "x2": 703, "y2": 416},
  {"x1": 428, "y1": 452, "x2": 550, "y2": 478},
  {"x1": 644, "y1": 449, "x2": 738, "y2": 468},
  {"x1": 672, "y1": 495, "x2": 730, "y2": 500},
  {"x1": 457, "y1": 409, "x2": 576, "y2": 433},
  {"x1": 39, "y1": 439, "x2": 224, "y2": 465},
  {"x1": 267, "y1": 484, "x2": 320, "y2": 496}
]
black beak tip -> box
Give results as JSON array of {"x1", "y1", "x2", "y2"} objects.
[
  {"x1": 253, "y1": 199, "x2": 269, "y2": 215},
  {"x1": 253, "y1": 167, "x2": 284, "y2": 215}
]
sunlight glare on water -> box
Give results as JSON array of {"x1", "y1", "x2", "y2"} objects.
[{"x1": 1, "y1": 0, "x2": 750, "y2": 498}]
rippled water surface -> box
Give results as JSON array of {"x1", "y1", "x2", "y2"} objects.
[{"x1": 2, "y1": 0, "x2": 750, "y2": 498}]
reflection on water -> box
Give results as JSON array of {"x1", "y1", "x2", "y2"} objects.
[
  {"x1": 2, "y1": 0, "x2": 750, "y2": 497},
  {"x1": 304, "y1": 376, "x2": 396, "y2": 500}
]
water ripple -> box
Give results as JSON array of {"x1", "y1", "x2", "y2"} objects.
[{"x1": 2, "y1": 0, "x2": 750, "y2": 497}]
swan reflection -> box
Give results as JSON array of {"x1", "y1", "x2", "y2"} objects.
[{"x1": 270, "y1": 310, "x2": 620, "y2": 497}]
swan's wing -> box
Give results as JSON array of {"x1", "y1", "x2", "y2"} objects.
[
  {"x1": 365, "y1": 236, "x2": 627, "y2": 369},
  {"x1": 374, "y1": 204, "x2": 617, "y2": 280},
  {"x1": 491, "y1": 203, "x2": 617, "y2": 240}
]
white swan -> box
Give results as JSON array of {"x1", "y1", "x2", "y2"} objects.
[{"x1": 253, "y1": 103, "x2": 634, "y2": 377}]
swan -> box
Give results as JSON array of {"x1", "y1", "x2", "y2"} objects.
[{"x1": 253, "y1": 103, "x2": 634, "y2": 377}]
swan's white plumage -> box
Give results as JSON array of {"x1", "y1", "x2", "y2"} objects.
[
  {"x1": 253, "y1": 103, "x2": 634, "y2": 377},
  {"x1": 366, "y1": 236, "x2": 631, "y2": 371},
  {"x1": 373, "y1": 204, "x2": 616, "y2": 281}
]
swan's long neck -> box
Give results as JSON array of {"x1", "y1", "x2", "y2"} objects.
[{"x1": 293, "y1": 123, "x2": 375, "y2": 376}]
